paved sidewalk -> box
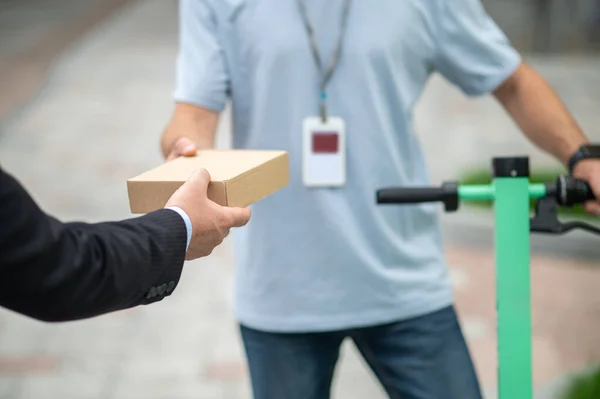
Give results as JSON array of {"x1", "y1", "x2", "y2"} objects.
[
  {"x1": 1, "y1": 1, "x2": 600, "y2": 398},
  {"x1": 0, "y1": 0, "x2": 133, "y2": 121}
]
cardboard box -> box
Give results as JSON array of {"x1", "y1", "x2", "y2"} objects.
[{"x1": 127, "y1": 150, "x2": 289, "y2": 214}]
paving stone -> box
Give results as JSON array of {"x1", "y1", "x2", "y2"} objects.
[
  {"x1": 0, "y1": 0, "x2": 135, "y2": 120},
  {"x1": 202, "y1": 361, "x2": 247, "y2": 382},
  {"x1": 462, "y1": 316, "x2": 492, "y2": 342},
  {"x1": 0, "y1": 356, "x2": 61, "y2": 375},
  {"x1": 0, "y1": 378, "x2": 18, "y2": 399},
  {"x1": 0, "y1": 316, "x2": 46, "y2": 355},
  {"x1": 14, "y1": 372, "x2": 105, "y2": 399},
  {"x1": 449, "y1": 266, "x2": 470, "y2": 291},
  {"x1": 111, "y1": 376, "x2": 225, "y2": 399},
  {"x1": 40, "y1": 315, "x2": 135, "y2": 360},
  {"x1": 331, "y1": 340, "x2": 387, "y2": 399}
]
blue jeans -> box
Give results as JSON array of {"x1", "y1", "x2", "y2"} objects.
[{"x1": 239, "y1": 305, "x2": 482, "y2": 399}]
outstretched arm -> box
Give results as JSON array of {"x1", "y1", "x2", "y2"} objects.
[{"x1": 0, "y1": 167, "x2": 187, "y2": 322}]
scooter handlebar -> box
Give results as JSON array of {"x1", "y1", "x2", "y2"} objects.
[
  {"x1": 376, "y1": 182, "x2": 459, "y2": 212},
  {"x1": 377, "y1": 187, "x2": 445, "y2": 204}
]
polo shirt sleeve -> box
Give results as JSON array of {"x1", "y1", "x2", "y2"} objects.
[
  {"x1": 430, "y1": 0, "x2": 522, "y2": 97},
  {"x1": 173, "y1": 0, "x2": 229, "y2": 112}
]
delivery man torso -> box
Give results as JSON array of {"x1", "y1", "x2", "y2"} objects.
[{"x1": 174, "y1": 0, "x2": 521, "y2": 397}]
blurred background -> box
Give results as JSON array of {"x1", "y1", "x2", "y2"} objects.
[{"x1": 1, "y1": 0, "x2": 600, "y2": 398}]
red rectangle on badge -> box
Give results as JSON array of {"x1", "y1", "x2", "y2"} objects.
[{"x1": 312, "y1": 132, "x2": 339, "y2": 153}]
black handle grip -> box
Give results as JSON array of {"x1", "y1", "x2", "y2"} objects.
[
  {"x1": 377, "y1": 187, "x2": 444, "y2": 204},
  {"x1": 376, "y1": 182, "x2": 459, "y2": 212},
  {"x1": 554, "y1": 175, "x2": 596, "y2": 206}
]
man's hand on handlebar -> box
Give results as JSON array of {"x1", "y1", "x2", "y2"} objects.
[{"x1": 572, "y1": 160, "x2": 600, "y2": 215}]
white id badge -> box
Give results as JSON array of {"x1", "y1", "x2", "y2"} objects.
[{"x1": 302, "y1": 116, "x2": 346, "y2": 187}]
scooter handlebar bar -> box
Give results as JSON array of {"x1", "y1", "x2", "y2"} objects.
[
  {"x1": 377, "y1": 187, "x2": 445, "y2": 204},
  {"x1": 376, "y1": 182, "x2": 459, "y2": 212}
]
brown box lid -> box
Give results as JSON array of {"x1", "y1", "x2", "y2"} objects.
[{"x1": 127, "y1": 150, "x2": 289, "y2": 214}]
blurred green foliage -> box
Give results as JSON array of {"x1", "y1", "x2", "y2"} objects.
[{"x1": 564, "y1": 366, "x2": 600, "y2": 399}]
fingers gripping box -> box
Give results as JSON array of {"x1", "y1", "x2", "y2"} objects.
[{"x1": 127, "y1": 150, "x2": 290, "y2": 214}]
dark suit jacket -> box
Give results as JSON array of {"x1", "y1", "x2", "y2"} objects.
[{"x1": 0, "y1": 165, "x2": 187, "y2": 322}]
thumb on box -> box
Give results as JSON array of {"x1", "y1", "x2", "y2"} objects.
[{"x1": 187, "y1": 168, "x2": 211, "y2": 195}]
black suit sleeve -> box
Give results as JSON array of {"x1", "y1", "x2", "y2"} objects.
[{"x1": 0, "y1": 166, "x2": 187, "y2": 322}]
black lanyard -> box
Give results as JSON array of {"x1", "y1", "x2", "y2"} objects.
[{"x1": 296, "y1": 0, "x2": 352, "y2": 122}]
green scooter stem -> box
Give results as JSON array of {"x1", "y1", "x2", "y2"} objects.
[
  {"x1": 456, "y1": 180, "x2": 545, "y2": 396},
  {"x1": 458, "y1": 180, "x2": 536, "y2": 397},
  {"x1": 494, "y1": 176, "x2": 532, "y2": 398}
]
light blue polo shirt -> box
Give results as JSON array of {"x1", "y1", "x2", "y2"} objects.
[{"x1": 174, "y1": 0, "x2": 521, "y2": 332}]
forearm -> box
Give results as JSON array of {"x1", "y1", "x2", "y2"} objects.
[
  {"x1": 493, "y1": 63, "x2": 588, "y2": 166},
  {"x1": 161, "y1": 102, "x2": 220, "y2": 157},
  {"x1": 1, "y1": 211, "x2": 186, "y2": 322},
  {"x1": 61, "y1": 211, "x2": 186, "y2": 319},
  {"x1": 0, "y1": 168, "x2": 187, "y2": 322}
]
